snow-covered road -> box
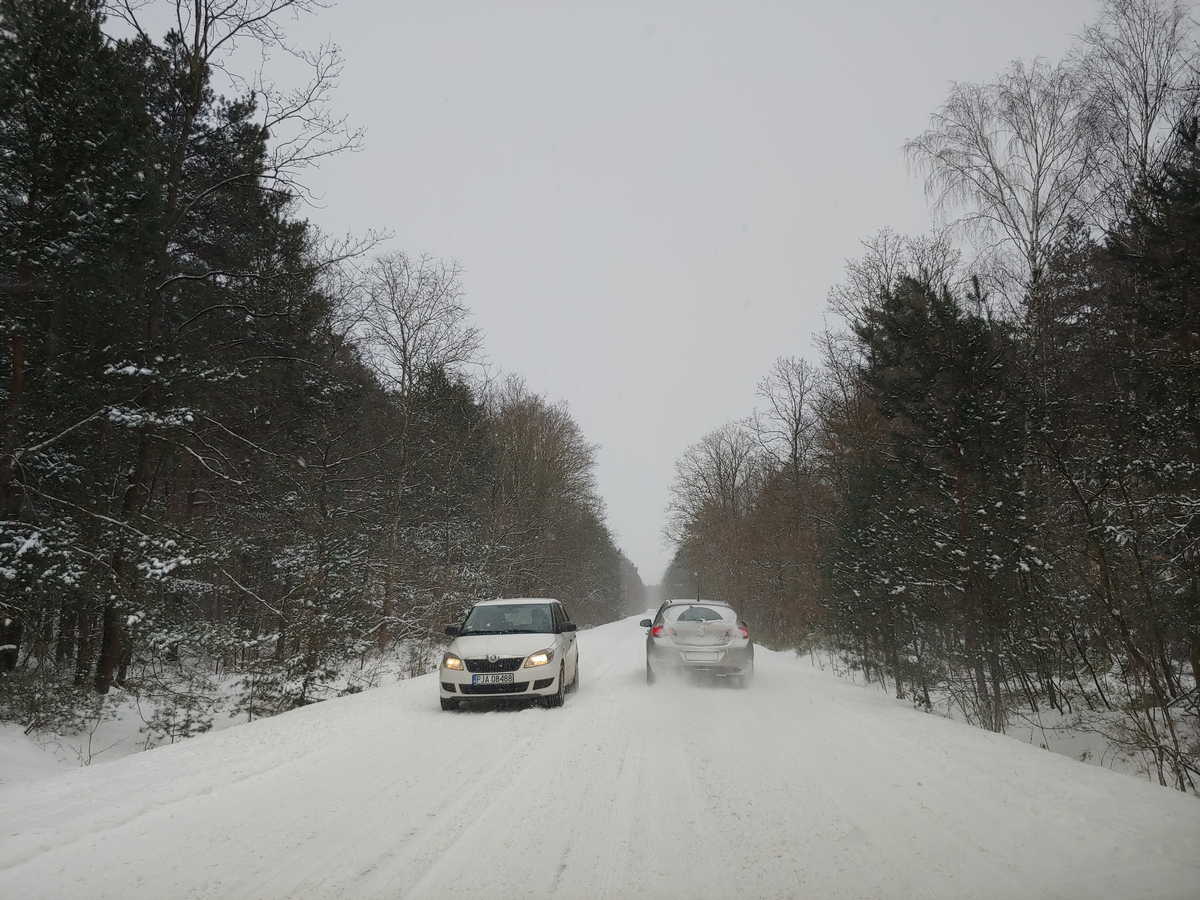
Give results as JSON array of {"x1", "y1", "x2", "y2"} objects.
[{"x1": 3, "y1": 615, "x2": 1198, "y2": 899}]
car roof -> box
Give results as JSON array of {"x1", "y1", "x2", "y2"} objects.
[{"x1": 474, "y1": 597, "x2": 561, "y2": 607}]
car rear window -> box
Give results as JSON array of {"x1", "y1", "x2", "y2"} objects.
[{"x1": 665, "y1": 605, "x2": 736, "y2": 624}]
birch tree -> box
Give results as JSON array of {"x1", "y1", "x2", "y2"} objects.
[
  {"x1": 906, "y1": 59, "x2": 1099, "y2": 300},
  {"x1": 1078, "y1": 0, "x2": 1200, "y2": 216}
]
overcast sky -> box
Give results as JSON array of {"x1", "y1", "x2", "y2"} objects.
[{"x1": 281, "y1": 0, "x2": 1098, "y2": 584}]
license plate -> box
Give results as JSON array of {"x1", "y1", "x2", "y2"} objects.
[
  {"x1": 472, "y1": 673, "x2": 514, "y2": 685},
  {"x1": 684, "y1": 651, "x2": 719, "y2": 662}
]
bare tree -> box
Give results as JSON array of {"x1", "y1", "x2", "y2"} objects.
[
  {"x1": 1077, "y1": 0, "x2": 1200, "y2": 216},
  {"x1": 108, "y1": 1, "x2": 364, "y2": 205},
  {"x1": 358, "y1": 252, "x2": 482, "y2": 396},
  {"x1": 827, "y1": 228, "x2": 963, "y2": 330},
  {"x1": 488, "y1": 377, "x2": 598, "y2": 512},
  {"x1": 826, "y1": 229, "x2": 910, "y2": 330},
  {"x1": 752, "y1": 356, "x2": 820, "y2": 486},
  {"x1": 906, "y1": 59, "x2": 1100, "y2": 298},
  {"x1": 666, "y1": 423, "x2": 759, "y2": 542},
  {"x1": 483, "y1": 376, "x2": 603, "y2": 596}
]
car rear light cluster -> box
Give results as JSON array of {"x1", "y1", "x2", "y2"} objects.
[
  {"x1": 738, "y1": 625, "x2": 750, "y2": 639},
  {"x1": 650, "y1": 624, "x2": 665, "y2": 638}
]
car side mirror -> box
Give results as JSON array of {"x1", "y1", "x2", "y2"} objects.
[
  {"x1": 558, "y1": 622, "x2": 577, "y2": 633},
  {"x1": 639, "y1": 619, "x2": 652, "y2": 628},
  {"x1": 444, "y1": 625, "x2": 460, "y2": 637}
]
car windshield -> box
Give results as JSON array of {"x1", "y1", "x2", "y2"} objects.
[{"x1": 460, "y1": 603, "x2": 555, "y2": 635}]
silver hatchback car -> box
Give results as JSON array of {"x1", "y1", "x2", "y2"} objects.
[{"x1": 641, "y1": 599, "x2": 754, "y2": 687}]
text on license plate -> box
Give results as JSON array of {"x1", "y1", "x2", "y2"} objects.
[
  {"x1": 684, "y1": 651, "x2": 719, "y2": 661},
  {"x1": 472, "y1": 673, "x2": 514, "y2": 685}
]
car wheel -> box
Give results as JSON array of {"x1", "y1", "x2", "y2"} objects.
[
  {"x1": 544, "y1": 665, "x2": 566, "y2": 708},
  {"x1": 645, "y1": 660, "x2": 655, "y2": 685},
  {"x1": 736, "y1": 664, "x2": 754, "y2": 689},
  {"x1": 440, "y1": 697, "x2": 460, "y2": 711}
]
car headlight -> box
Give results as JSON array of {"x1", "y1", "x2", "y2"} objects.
[
  {"x1": 523, "y1": 649, "x2": 555, "y2": 668},
  {"x1": 442, "y1": 653, "x2": 465, "y2": 671}
]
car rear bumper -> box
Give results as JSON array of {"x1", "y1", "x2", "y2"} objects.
[
  {"x1": 648, "y1": 642, "x2": 753, "y2": 675},
  {"x1": 440, "y1": 666, "x2": 562, "y2": 700}
]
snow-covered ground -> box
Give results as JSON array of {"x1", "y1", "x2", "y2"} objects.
[
  {"x1": 3, "y1": 614, "x2": 1198, "y2": 899},
  {"x1": 0, "y1": 641, "x2": 438, "y2": 787},
  {"x1": 805, "y1": 651, "x2": 1173, "y2": 779}
]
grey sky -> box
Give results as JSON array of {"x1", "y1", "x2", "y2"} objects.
[{"x1": 286, "y1": 0, "x2": 1098, "y2": 583}]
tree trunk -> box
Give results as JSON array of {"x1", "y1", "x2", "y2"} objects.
[
  {"x1": 988, "y1": 645, "x2": 1006, "y2": 733},
  {"x1": 94, "y1": 594, "x2": 124, "y2": 694},
  {"x1": 1, "y1": 310, "x2": 28, "y2": 519},
  {"x1": 1190, "y1": 632, "x2": 1200, "y2": 695},
  {"x1": 0, "y1": 617, "x2": 21, "y2": 672},
  {"x1": 56, "y1": 599, "x2": 77, "y2": 666},
  {"x1": 74, "y1": 609, "x2": 94, "y2": 686}
]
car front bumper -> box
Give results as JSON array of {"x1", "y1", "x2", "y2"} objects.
[{"x1": 439, "y1": 664, "x2": 562, "y2": 700}]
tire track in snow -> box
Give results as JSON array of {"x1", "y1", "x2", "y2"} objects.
[{"x1": 3, "y1": 615, "x2": 1199, "y2": 899}]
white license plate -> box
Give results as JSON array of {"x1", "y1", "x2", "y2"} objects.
[
  {"x1": 684, "y1": 651, "x2": 720, "y2": 662},
  {"x1": 472, "y1": 673, "x2": 514, "y2": 685}
]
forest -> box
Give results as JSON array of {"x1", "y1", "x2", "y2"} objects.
[
  {"x1": 1, "y1": 0, "x2": 1196, "y2": 798},
  {"x1": 0, "y1": 0, "x2": 644, "y2": 743},
  {"x1": 663, "y1": 0, "x2": 1199, "y2": 792}
]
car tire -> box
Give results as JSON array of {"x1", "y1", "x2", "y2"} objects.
[
  {"x1": 440, "y1": 697, "x2": 460, "y2": 711},
  {"x1": 544, "y1": 666, "x2": 566, "y2": 708},
  {"x1": 736, "y1": 663, "x2": 754, "y2": 689},
  {"x1": 645, "y1": 660, "x2": 655, "y2": 685},
  {"x1": 568, "y1": 661, "x2": 580, "y2": 693}
]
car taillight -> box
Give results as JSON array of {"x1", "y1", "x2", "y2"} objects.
[
  {"x1": 650, "y1": 624, "x2": 665, "y2": 638},
  {"x1": 738, "y1": 625, "x2": 749, "y2": 639}
]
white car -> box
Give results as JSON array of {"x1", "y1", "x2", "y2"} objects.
[{"x1": 439, "y1": 597, "x2": 580, "y2": 710}]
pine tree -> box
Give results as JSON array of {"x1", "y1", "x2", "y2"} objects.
[{"x1": 849, "y1": 278, "x2": 1034, "y2": 728}]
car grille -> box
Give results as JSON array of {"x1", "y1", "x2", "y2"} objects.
[
  {"x1": 460, "y1": 681, "x2": 529, "y2": 695},
  {"x1": 465, "y1": 657, "x2": 524, "y2": 673}
]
